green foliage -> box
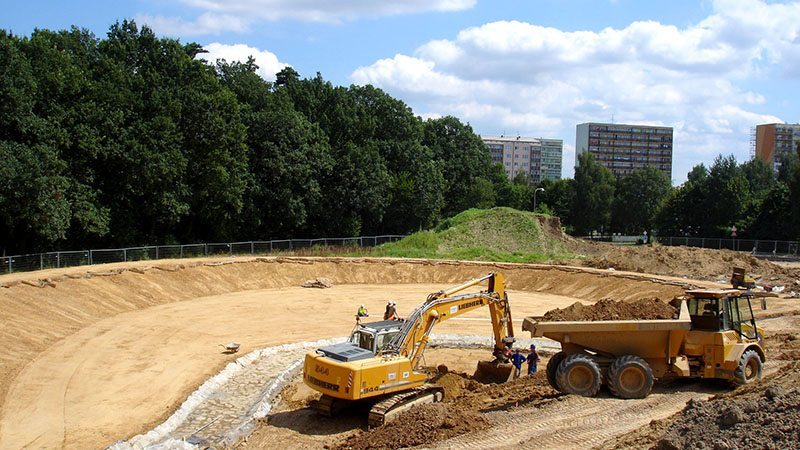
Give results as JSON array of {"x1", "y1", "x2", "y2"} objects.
[
  {"x1": 612, "y1": 166, "x2": 672, "y2": 234},
  {"x1": 572, "y1": 152, "x2": 615, "y2": 235}
]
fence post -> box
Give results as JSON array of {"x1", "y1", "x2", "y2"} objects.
[
  {"x1": 774, "y1": 241, "x2": 778, "y2": 255},
  {"x1": 180, "y1": 245, "x2": 184, "y2": 258},
  {"x1": 155, "y1": 246, "x2": 159, "y2": 260},
  {"x1": 124, "y1": 248, "x2": 127, "y2": 261},
  {"x1": 7, "y1": 258, "x2": 11, "y2": 274},
  {"x1": 270, "y1": 240, "x2": 273, "y2": 252},
  {"x1": 289, "y1": 240, "x2": 293, "y2": 250},
  {"x1": 204, "y1": 244, "x2": 208, "y2": 256},
  {"x1": 229, "y1": 244, "x2": 232, "y2": 256},
  {"x1": 57, "y1": 253, "x2": 60, "y2": 268},
  {"x1": 250, "y1": 241, "x2": 254, "y2": 254},
  {"x1": 40, "y1": 254, "x2": 43, "y2": 270},
  {"x1": 701, "y1": 238, "x2": 705, "y2": 248},
  {"x1": 89, "y1": 249, "x2": 93, "y2": 265}
]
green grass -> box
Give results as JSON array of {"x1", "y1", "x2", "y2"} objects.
[{"x1": 357, "y1": 207, "x2": 574, "y2": 262}]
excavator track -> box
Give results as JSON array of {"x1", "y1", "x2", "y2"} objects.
[
  {"x1": 313, "y1": 394, "x2": 349, "y2": 417},
  {"x1": 368, "y1": 385, "x2": 444, "y2": 428}
]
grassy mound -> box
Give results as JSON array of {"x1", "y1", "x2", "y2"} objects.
[{"x1": 371, "y1": 208, "x2": 573, "y2": 262}]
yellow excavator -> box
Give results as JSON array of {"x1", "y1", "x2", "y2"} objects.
[{"x1": 303, "y1": 272, "x2": 515, "y2": 427}]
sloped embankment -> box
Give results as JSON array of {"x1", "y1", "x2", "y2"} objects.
[{"x1": 374, "y1": 207, "x2": 575, "y2": 262}]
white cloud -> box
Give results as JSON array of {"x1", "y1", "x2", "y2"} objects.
[
  {"x1": 136, "y1": 13, "x2": 250, "y2": 36},
  {"x1": 138, "y1": 0, "x2": 476, "y2": 35},
  {"x1": 198, "y1": 43, "x2": 290, "y2": 81},
  {"x1": 351, "y1": 0, "x2": 799, "y2": 182}
]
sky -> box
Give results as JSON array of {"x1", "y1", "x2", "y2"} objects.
[{"x1": 4, "y1": 0, "x2": 799, "y2": 184}]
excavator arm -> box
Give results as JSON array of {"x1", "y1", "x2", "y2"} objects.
[{"x1": 383, "y1": 272, "x2": 515, "y2": 369}]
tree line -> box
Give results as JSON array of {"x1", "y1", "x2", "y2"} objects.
[
  {"x1": 534, "y1": 151, "x2": 800, "y2": 241},
  {"x1": 2, "y1": 21, "x2": 798, "y2": 255},
  {"x1": 0, "y1": 21, "x2": 524, "y2": 254}
]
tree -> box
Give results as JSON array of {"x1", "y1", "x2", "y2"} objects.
[
  {"x1": 572, "y1": 152, "x2": 615, "y2": 235},
  {"x1": 705, "y1": 155, "x2": 750, "y2": 236},
  {"x1": 536, "y1": 178, "x2": 575, "y2": 227},
  {"x1": 612, "y1": 167, "x2": 672, "y2": 234},
  {"x1": 422, "y1": 116, "x2": 496, "y2": 216}
]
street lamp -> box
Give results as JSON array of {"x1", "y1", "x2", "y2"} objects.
[{"x1": 533, "y1": 187, "x2": 545, "y2": 211}]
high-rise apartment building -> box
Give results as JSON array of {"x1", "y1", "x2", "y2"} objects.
[
  {"x1": 754, "y1": 123, "x2": 800, "y2": 172},
  {"x1": 482, "y1": 136, "x2": 563, "y2": 184},
  {"x1": 575, "y1": 122, "x2": 673, "y2": 179}
]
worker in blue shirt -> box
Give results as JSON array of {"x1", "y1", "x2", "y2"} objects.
[{"x1": 511, "y1": 348, "x2": 526, "y2": 379}]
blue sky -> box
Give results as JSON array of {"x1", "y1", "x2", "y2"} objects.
[{"x1": 4, "y1": 0, "x2": 799, "y2": 183}]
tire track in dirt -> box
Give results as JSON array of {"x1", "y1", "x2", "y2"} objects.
[{"x1": 433, "y1": 362, "x2": 784, "y2": 450}]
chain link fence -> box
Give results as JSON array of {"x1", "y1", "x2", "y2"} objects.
[
  {"x1": 651, "y1": 236, "x2": 800, "y2": 259},
  {"x1": 0, "y1": 235, "x2": 405, "y2": 275}
]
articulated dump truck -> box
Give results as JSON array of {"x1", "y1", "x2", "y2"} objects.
[{"x1": 522, "y1": 289, "x2": 766, "y2": 399}]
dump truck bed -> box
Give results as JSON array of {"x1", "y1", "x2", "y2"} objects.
[{"x1": 521, "y1": 300, "x2": 691, "y2": 360}]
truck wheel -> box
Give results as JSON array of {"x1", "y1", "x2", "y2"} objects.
[
  {"x1": 607, "y1": 355, "x2": 654, "y2": 399},
  {"x1": 546, "y1": 352, "x2": 567, "y2": 391},
  {"x1": 555, "y1": 354, "x2": 602, "y2": 397},
  {"x1": 733, "y1": 349, "x2": 762, "y2": 385}
]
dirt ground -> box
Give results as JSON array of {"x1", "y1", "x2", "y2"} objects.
[
  {"x1": 577, "y1": 242, "x2": 800, "y2": 288},
  {"x1": 1, "y1": 253, "x2": 798, "y2": 449},
  {"x1": 1, "y1": 257, "x2": 689, "y2": 449}
]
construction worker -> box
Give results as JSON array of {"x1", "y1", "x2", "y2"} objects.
[
  {"x1": 384, "y1": 301, "x2": 398, "y2": 320},
  {"x1": 527, "y1": 344, "x2": 541, "y2": 375},
  {"x1": 511, "y1": 348, "x2": 526, "y2": 379},
  {"x1": 356, "y1": 304, "x2": 369, "y2": 318}
]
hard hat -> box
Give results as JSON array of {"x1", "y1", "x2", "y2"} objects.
[
  {"x1": 360, "y1": 304, "x2": 365, "y2": 307},
  {"x1": 530, "y1": 344, "x2": 536, "y2": 349}
]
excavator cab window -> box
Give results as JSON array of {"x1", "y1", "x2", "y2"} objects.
[{"x1": 353, "y1": 330, "x2": 375, "y2": 352}]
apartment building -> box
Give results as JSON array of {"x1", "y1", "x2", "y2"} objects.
[
  {"x1": 482, "y1": 135, "x2": 563, "y2": 184},
  {"x1": 575, "y1": 122, "x2": 673, "y2": 179},
  {"x1": 754, "y1": 123, "x2": 800, "y2": 172}
]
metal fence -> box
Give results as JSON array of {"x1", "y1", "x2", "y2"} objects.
[
  {"x1": 651, "y1": 236, "x2": 800, "y2": 259},
  {"x1": 0, "y1": 235, "x2": 406, "y2": 275}
]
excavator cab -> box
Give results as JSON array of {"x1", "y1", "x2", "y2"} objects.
[{"x1": 350, "y1": 320, "x2": 404, "y2": 353}]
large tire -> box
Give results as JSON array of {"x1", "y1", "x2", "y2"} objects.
[
  {"x1": 546, "y1": 352, "x2": 567, "y2": 391},
  {"x1": 607, "y1": 355, "x2": 654, "y2": 399},
  {"x1": 733, "y1": 349, "x2": 762, "y2": 386},
  {"x1": 555, "y1": 353, "x2": 602, "y2": 397}
]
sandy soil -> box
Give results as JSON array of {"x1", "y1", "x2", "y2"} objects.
[
  {"x1": 1, "y1": 256, "x2": 786, "y2": 450},
  {"x1": 2, "y1": 255, "x2": 689, "y2": 450}
]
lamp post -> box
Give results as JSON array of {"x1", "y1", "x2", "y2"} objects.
[{"x1": 533, "y1": 187, "x2": 545, "y2": 211}]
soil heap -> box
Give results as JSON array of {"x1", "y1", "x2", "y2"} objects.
[
  {"x1": 374, "y1": 207, "x2": 574, "y2": 262},
  {"x1": 578, "y1": 242, "x2": 800, "y2": 287},
  {"x1": 542, "y1": 297, "x2": 678, "y2": 321},
  {"x1": 335, "y1": 368, "x2": 559, "y2": 450},
  {"x1": 654, "y1": 363, "x2": 800, "y2": 450}
]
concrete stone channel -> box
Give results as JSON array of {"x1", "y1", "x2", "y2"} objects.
[{"x1": 108, "y1": 335, "x2": 558, "y2": 449}]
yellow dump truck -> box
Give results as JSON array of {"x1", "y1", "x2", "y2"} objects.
[{"x1": 522, "y1": 289, "x2": 765, "y2": 399}]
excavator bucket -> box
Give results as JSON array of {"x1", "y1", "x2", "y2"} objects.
[{"x1": 473, "y1": 360, "x2": 514, "y2": 384}]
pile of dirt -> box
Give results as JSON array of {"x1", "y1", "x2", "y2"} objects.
[
  {"x1": 301, "y1": 277, "x2": 333, "y2": 288},
  {"x1": 655, "y1": 371, "x2": 800, "y2": 450},
  {"x1": 763, "y1": 332, "x2": 800, "y2": 361},
  {"x1": 542, "y1": 297, "x2": 678, "y2": 321},
  {"x1": 335, "y1": 366, "x2": 559, "y2": 450},
  {"x1": 577, "y1": 242, "x2": 800, "y2": 287},
  {"x1": 334, "y1": 403, "x2": 489, "y2": 450}
]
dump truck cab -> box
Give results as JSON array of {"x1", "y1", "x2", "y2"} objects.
[{"x1": 682, "y1": 289, "x2": 765, "y2": 382}]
